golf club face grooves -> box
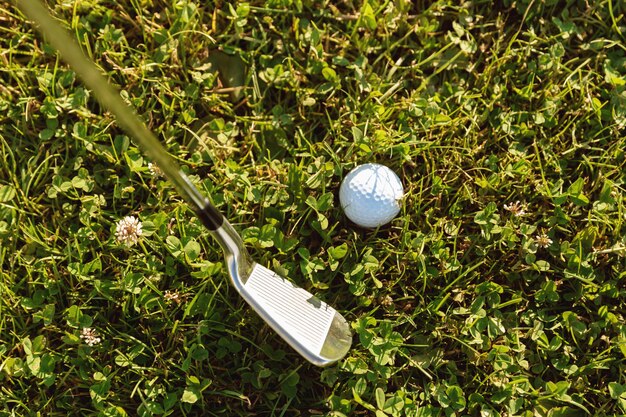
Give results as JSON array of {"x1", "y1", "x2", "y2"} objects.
[
  {"x1": 237, "y1": 264, "x2": 353, "y2": 366},
  {"x1": 197, "y1": 203, "x2": 224, "y2": 231}
]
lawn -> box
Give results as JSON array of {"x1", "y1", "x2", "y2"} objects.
[{"x1": 1, "y1": 0, "x2": 626, "y2": 416}]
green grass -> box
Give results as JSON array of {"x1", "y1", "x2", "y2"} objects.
[{"x1": 1, "y1": 0, "x2": 626, "y2": 416}]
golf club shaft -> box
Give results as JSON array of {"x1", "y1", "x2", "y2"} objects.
[{"x1": 17, "y1": 0, "x2": 223, "y2": 230}]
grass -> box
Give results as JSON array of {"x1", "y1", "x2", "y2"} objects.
[{"x1": 1, "y1": 0, "x2": 626, "y2": 416}]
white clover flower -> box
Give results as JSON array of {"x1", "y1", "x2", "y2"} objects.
[
  {"x1": 80, "y1": 327, "x2": 102, "y2": 347},
  {"x1": 535, "y1": 233, "x2": 553, "y2": 248},
  {"x1": 504, "y1": 200, "x2": 527, "y2": 217},
  {"x1": 380, "y1": 295, "x2": 394, "y2": 307},
  {"x1": 164, "y1": 290, "x2": 181, "y2": 304},
  {"x1": 148, "y1": 162, "x2": 164, "y2": 178},
  {"x1": 115, "y1": 215, "x2": 143, "y2": 247}
]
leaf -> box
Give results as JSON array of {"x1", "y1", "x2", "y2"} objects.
[
  {"x1": 22, "y1": 337, "x2": 33, "y2": 357},
  {"x1": 375, "y1": 387, "x2": 386, "y2": 409},
  {"x1": 534, "y1": 260, "x2": 550, "y2": 272},
  {"x1": 39, "y1": 128, "x2": 55, "y2": 140},
  {"x1": 570, "y1": 194, "x2": 589, "y2": 206},
  {"x1": 190, "y1": 346, "x2": 209, "y2": 361},
  {"x1": 316, "y1": 192, "x2": 334, "y2": 211},
  {"x1": 144, "y1": 402, "x2": 164, "y2": 414},
  {"x1": 487, "y1": 316, "x2": 506, "y2": 338},
  {"x1": 124, "y1": 149, "x2": 144, "y2": 172},
  {"x1": 90, "y1": 378, "x2": 111, "y2": 403},
  {"x1": 41, "y1": 304, "x2": 55, "y2": 326},
  {"x1": 184, "y1": 239, "x2": 201, "y2": 261},
  {"x1": 123, "y1": 272, "x2": 143, "y2": 294},
  {"x1": 359, "y1": 2, "x2": 377, "y2": 30},
  {"x1": 163, "y1": 392, "x2": 178, "y2": 411},
  {"x1": 433, "y1": 113, "x2": 451, "y2": 124},
  {"x1": 548, "y1": 406, "x2": 585, "y2": 417},
  {"x1": 165, "y1": 235, "x2": 182, "y2": 257},
  {"x1": 27, "y1": 355, "x2": 41, "y2": 375},
  {"x1": 306, "y1": 193, "x2": 333, "y2": 212},
  {"x1": 322, "y1": 67, "x2": 338, "y2": 82},
  {"x1": 546, "y1": 380, "x2": 570, "y2": 398},
  {"x1": 140, "y1": 220, "x2": 156, "y2": 236},
  {"x1": 235, "y1": 3, "x2": 250, "y2": 17},
  {"x1": 0, "y1": 185, "x2": 16, "y2": 202},
  {"x1": 328, "y1": 243, "x2": 349, "y2": 260},
  {"x1": 71, "y1": 175, "x2": 87, "y2": 190},
  {"x1": 258, "y1": 224, "x2": 276, "y2": 248},
  {"x1": 566, "y1": 178, "x2": 588, "y2": 205},
  {"x1": 280, "y1": 372, "x2": 300, "y2": 397},
  {"x1": 315, "y1": 212, "x2": 329, "y2": 231},
  {"x1": 609, "y1": 382, "x2": 626, "y2": 399},
  {"x1": 552, "y1": 17, "x2": 576, "y2": 37},
  {"x1": 474, "y1": 202, "x2": 498, "y2": 224},
  {"x1": 115, "y1": 354, "x2": 132, "y2": 367},
  {"x1": 567, "y1": 177, "x2": 584, "y2": 195},
  {"x1": 452, "y1": 21, "x2": 465, "y2": 37},
  {"x1": 352, "y1": 126, "x2": 364, "y2": 142},
  {"x1": 205, "y1": 51, "x2": 247, "y2": 101},
  {"x1": 65, "y1": 305, "x2": 83, "y2": 328},
  {"x1": 437, "y1": 385, "x2": 466, "y2": 411},
  {"x1": 605, "y1": 62, "x2": 626, "y2": 87},
  {"x1": 383, "y1": 395, "x2": 405, "y2": 415},
  {"x1": 181, "y1": 388, "x2": 200, "y2": 404},
  {"x1": 352, "y1": 384, "x2": 376, "y2": 412},
  {"x1": 562, "y1": 312, "x2": 587, "y2": 339}
]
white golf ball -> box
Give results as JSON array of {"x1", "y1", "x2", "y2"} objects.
[{"x1": 339, "y1": 163, "x2": 404, "y2": 228}]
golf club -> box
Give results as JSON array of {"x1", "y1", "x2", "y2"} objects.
[{"x1": 17, "y1": 0, "x2": 352, "y2": 367}]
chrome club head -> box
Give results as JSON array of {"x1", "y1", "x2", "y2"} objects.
[{"x1": 214, "y1": 221, "x2": 352, "y2": 366}]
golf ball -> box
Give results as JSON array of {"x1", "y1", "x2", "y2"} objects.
[{"x1": 339, "y1": 163, "x2": 404, "y2": 228}]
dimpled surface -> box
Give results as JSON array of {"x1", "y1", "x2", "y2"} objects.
[{"x1": 339, "y1": 163, "x2": 404, "y2": 228}]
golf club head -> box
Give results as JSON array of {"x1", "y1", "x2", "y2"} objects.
[{"x1": 214, "y1": 222, "x2": 352, "y2": 366}]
